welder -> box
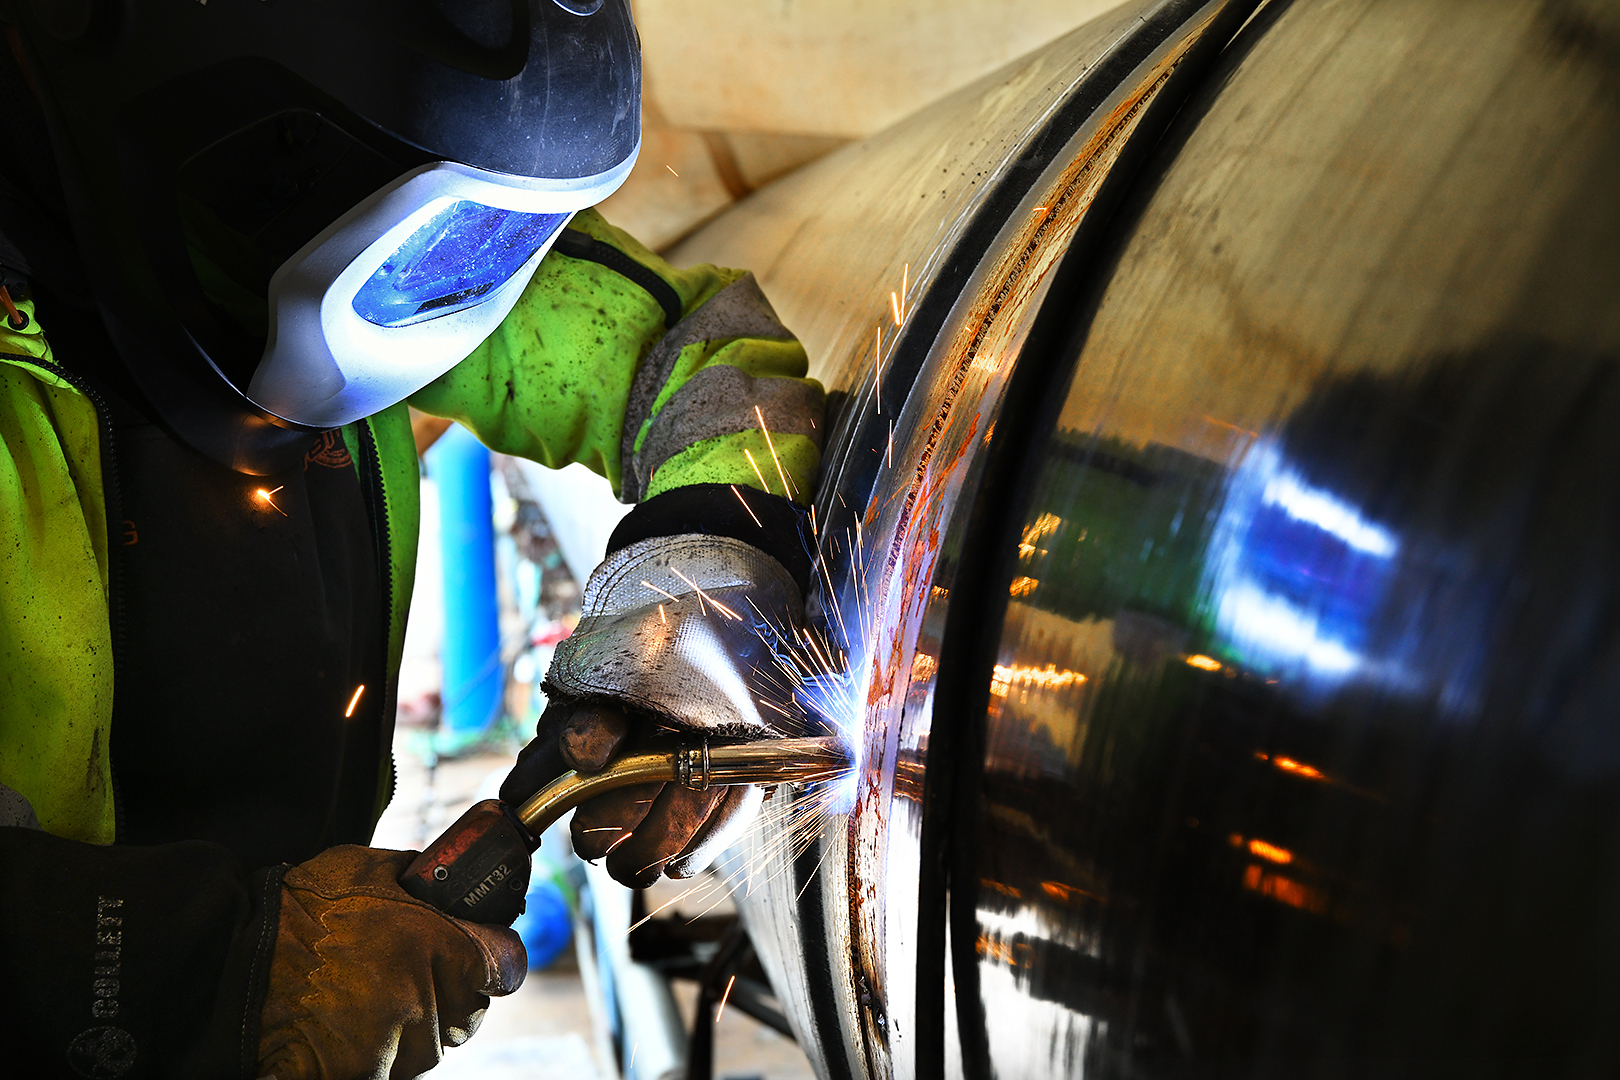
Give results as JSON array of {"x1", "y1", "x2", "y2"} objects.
[{"x1": 0, "y1": 2, "x2": 820, "y2": 1077}]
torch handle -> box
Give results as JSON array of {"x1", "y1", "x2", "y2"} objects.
[{"x1": 401, "y1": 735, "x2": 849, "y2": 925}]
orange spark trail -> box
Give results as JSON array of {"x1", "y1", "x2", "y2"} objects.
[
  {"x1": 743, "y1": 448, "x2": 773, "y2": 496},
  {"x1": 642, "y1": 579, "x2": 682, "y2": 604},
  {"x1": 760, "y1": 696, "x2": 798, "y2": 720},
  {"x1": 626, "y1": 880, "x2": 709, "y2": 934},
  {"x1": 670, "y1": 567, "x2": 740, "y2": 621},
  {"x1": 731, "y1": 484, "x2": 764, "y2": 527},
  {"x1": 755, "y1": 405, "x2": 796, "y2": 499},
  {"x1": 716, "y1": 975, "x2": 737, "y2": 1023},
  {"x1": 256, "y1": 485, "x2": 288, "y2": 516}
]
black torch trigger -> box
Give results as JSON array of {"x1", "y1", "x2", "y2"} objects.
[{"x1": 400, "y1": 799, "x2": 538, "y2": 926}]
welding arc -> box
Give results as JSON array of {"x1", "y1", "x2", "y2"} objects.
[{"x1": 511, "y1": 736, "x2": 850, "y2": 839}]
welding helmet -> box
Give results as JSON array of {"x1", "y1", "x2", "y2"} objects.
[{"x1": 2, "y1": 0, "x2": 640, "y2": 472}]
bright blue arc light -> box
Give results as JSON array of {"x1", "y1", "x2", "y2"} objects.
[
  {"x1": 352, "y1": 201, "x2": 568, "y2": 328},
  {"x1": 1207, "y1": 441, "x2": 1400, "y2": 688}
]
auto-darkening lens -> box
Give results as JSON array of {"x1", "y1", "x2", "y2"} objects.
[{"x1": 352, "y1": 201, "x2": 569, "y2": 328}]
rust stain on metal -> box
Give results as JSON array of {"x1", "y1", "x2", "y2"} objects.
[{"x1": 876, "y1": 56, "x2": 1184, "y2": 598}]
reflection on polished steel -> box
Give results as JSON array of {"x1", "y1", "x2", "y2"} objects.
[
  {"x1": 674, "y1": 0, "x2": 1620, "y2": 1076},
  {"x1": 957, "y1": 0, "x2": 1620, "y2": 1074}
]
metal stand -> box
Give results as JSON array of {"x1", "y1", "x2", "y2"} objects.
[{"x1": 627, "y1": 892, "x2": 795, "y2": 1080}]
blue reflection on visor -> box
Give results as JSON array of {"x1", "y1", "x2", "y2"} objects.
[{"x1": 352, "y1": 201, "x2": 569, "y2": 328}]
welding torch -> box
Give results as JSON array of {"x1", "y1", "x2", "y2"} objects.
[{"x1": 400, "y1": 735, "x2": 849, "y2": 925}]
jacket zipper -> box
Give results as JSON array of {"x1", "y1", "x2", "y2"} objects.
[
  {"x1": 26, "y1": 348, "x2": 402, "y2": 828},
  {"x1": 354, "y1": 418, "x2": 397, "y2": 812},
  {"x1": 24, "y1": 355, "x2": 129, "y2": 840}
]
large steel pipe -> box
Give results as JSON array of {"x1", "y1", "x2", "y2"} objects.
[{"x1": 671, "y1": 0, "x2": 1620, "y2": 1076}]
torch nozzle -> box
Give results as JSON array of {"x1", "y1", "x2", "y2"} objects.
[{"x1": 511, "y1": 735, "x2": 850, "y2": 839}]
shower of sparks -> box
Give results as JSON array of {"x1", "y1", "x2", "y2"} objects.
[
  {"x1": 743, "y1": 447, "x2": 774, "y2": 496},
  {"x1": 344, "y1": 684, "x2": 366, "y2": 718},
  {"x1": 819, "y1": 555, "x2": 851, "y2": 643},
  {"x1": 754, "y1": 406, "x2": 797, "y2": 499},
  {"x1": 627, "y1": 879, "x2": 712, "y2": 934},
  {"x1": 802, "y1": 631, "x2": 837, "y2": 676},
  {"x1": 665, "y1": 164, "x2": 680, "y2": 177},
  {"x1": 255, "y1": 485, "x2": 287, "y2": 516},
  {"x1": 887, "y1": 420, "x2": 894, "y2": 467},
  {"x1": 659, "y1": 603, "x2": 667, "y2": 625},
  {"x1": 642, "y1": 579, "x2": 682, "y2": 604},
  {"x1": 731, "y1": 484, "x2": 764, "y2": 528},
  {"x1": 890, "y1": 291, "x2": 902, "y2": 327},
  {"x1": 651, "y1": 728, "x2": 858, "y2": 920},
  {"x1": 760, "y1": 696, "x2": 798, "y2": 720},
  {"x1": 796, "y1": 841, "x2": 841, "y2": 902},
  {"x1": 810, "y1": 503, "x2": 819, "y2": 536},
  {"x1": 595, "y1": 500, "x2": 889, "y2": 929},
  {"x1": 716, "y1": 974, "x2": 738, "y2": 1023},
  {"x1": 670, "y1": 567, "x2": 741, "y2": 621}
]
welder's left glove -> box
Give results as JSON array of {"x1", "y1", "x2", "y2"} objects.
[
  {"x1": 256, "y1": 846, "x2": 525, "y2": 1080},
  {"x1": 501, "y1": 484, "x2": 815, "y2": 887}
]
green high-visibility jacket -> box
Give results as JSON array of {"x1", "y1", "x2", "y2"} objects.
[{"x1": 0, "y1": 208, "x2": 822, "y2": 846}]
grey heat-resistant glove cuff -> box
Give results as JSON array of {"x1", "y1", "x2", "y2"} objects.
[{"x1": 543, "y1": 533, "x2": 804, "y2": 736}]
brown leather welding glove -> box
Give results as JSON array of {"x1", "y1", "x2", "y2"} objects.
[
  {"x1": 256, "y1": 845, "x2": 526, "y2": 1080},
  {"x1": 500, "y1": 701, "x2": 761, "y2": 888}
]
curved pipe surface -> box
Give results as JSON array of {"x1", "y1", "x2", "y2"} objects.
[
  {"x1": 673, "y1": 0, "x2": 1620, "y2": 1076},
  {"x1": 671, "y1": 1, "x2": 1257, "y2": 1076}
]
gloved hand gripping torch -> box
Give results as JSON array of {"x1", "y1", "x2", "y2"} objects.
[{"x1": 400, "y1": 736, "x2": 848, "y2": 925}]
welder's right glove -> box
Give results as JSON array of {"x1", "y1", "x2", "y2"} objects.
[
  {"x1": 256, "y1": 845, "x2": 526, "y2": 1080},
  {"x1": 502, "y1": 495, "x2": 815, "y2": 887}
]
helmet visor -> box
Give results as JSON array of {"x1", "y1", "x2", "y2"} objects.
[
  {"x1": 251, "y1": 152, "x2": 637, "y2": 429},
  {"x1": 352, "y1": 201, "x2": 571, "y2": 328}
]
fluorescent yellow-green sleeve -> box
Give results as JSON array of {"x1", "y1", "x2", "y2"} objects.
[{"x1": 409, "y1": 208, "x2": 823, "y2": 505}]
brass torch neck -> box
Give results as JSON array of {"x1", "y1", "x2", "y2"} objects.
[
  {"x1": 679, "y1": 736, "x2": 849, "y2": 789},
  {"x1": 513, "y1": 735, "x2": 851, "y2": 837}
]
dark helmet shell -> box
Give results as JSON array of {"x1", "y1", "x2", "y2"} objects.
[{"x1": 4, "y1": 0, "x2": 641, "y2": 472}]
